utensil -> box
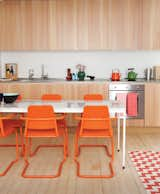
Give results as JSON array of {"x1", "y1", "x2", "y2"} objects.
[
  {"x1": 87, "y1": 75, "x2": 95, "y2": 80},
  {"x1": 145, "y1": 68, "x2": 152, "y2": 81}
]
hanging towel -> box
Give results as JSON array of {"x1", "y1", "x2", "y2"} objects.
[
  {"x1": 116, "y1": 93, "x2": 127, "y2": 117},
  {"x1": 127, "y1": 93, "x2": 138, "y2": 116},
  {"x1": 116, "y1": 93, "x2": 127, "y2": 107}
]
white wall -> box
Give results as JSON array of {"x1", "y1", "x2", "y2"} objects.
[{"x1": 1, "y1": 51, "x2": 160, "y2": 79}]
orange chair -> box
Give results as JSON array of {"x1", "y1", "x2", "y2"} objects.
[
  {"x1": 21, "y1": 105, "x2": 68, "y2": 178},
  {"x1": 15, "y1": 94, "x2": 24, "y2": 153},
  {"x1": 0, "y1": 115, "x2": 23, "y2": 176},
  {"x1": 41, "y1": 94, "x2": 62, "y2": 101},
  {"x1": 16, "y1": 95, "x2": 22, "y2": 102},
  {"x1": 74, "y1": 105, "x2": 114, "y2": 178},
  {"x1": 41, "y1": 93, "x2": 67, "y2": 141},
  {"x1": 84, "y1": 94, "x2": 103, "y2": 101}
]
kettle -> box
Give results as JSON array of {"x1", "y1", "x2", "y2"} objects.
[
  {"x1": 111, "y1": 69, "x2": 121, "y2": 81},
  {"x1": 127, "y1": 68, "x2": 137, "y2": 81}
]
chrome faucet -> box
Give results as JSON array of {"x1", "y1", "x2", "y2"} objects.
[
  {"x1": 28, "y1": 69, "x2": 34, "y2": 79},
  {"x1": 41, "y1": 64, "x2": 48, "y2": 79}
]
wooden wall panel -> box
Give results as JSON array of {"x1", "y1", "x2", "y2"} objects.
[
  {"x1": 0, "y1": 0, "x2": 160, "y2": 50},
  {"x1": 145, "y1": 83, "x2": 160, "y2": 127},
  {"x1": 110, "y1": 0, "x2": 143, "y2": 50},
  {"x1": 142, "y1": 0, "x2": 160, "y2": 49},
  {"x1": 54, "y1": 0, "x2": 76, "y2": 50},
  {"x1": 76, "y1": 0, "x2": 110, "y2": 50},
  {"x1": 30, "y1": 0, "x2": 50, "y2": 50},
  {"x1": 0, "y1": 1, "x2": 22, "y2": 50}
]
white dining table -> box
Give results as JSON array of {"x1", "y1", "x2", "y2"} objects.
[{"x1": 0, "y1": 99, "x2": 126, "y2": 168}]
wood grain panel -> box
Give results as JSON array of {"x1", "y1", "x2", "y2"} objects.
[
  {"x1": 76, "y1": 0, "x2": 110, "y2": 50},
  {"x1": 0, "y1": 0, "x2": 22, "y2": 50},
  {"x1": 30, "y1": 0, "x2": 50, "y2": 50},
  {"x1": 145, "y1": 83, "x2": 160, "y2": 127},
  {"x1": 53, "y1": 0, "x2": 76, "y2": 50},
  {"x1": 0, "y1": 0, "x2": 160, "y2": 50},
  {"x1": 142, "y1": 0, "x2": 160, "y2": 49},
  {"x1": 110, "y1": 0, "x2": 143, "y2": 50},
  {"x1": 88, "y1": 82, "x2": 108, "y2": 99}
]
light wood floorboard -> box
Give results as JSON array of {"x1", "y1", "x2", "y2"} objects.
[{"x1": 0, "y1": 127, "x2": 160, "y2": 194}]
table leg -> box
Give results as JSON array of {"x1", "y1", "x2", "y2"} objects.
[
  {"x1": 117, "y1": 117, "x2": 120, "y2": 152},
  {"x1": 122, "y1": 116, "x2": 126, "y2": 169}
]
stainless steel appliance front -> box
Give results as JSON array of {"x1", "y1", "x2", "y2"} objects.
[{"x1": 109, "y1": 83, "x2": 144, "y2": 119}]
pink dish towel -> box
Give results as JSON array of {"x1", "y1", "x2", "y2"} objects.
[
  {"x1": 127, "y1": 93, "x2": 138, "y2": 116},
  {"x1": 116, "y1": 93, "x2": 127, "y2": 117},
  {"x1": 116, "y1": 93, "x2": 127, "y2": 107}
]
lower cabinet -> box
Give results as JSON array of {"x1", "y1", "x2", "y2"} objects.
[
  {"x1": 145, "y1": 83, "x2": 160, "y2": 127},
  {"x1": 0, "y1": 82, "x2": 108, "y2": 127},
  {"x1": 0, "y1": 82, "x2": 108, "y2": 100},
  {"x1": 2, "y1": 82, "x2": 154, "y2": 127}
]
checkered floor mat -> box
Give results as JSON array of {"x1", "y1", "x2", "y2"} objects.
[{"x1": 128, "y1": 151, "x2": 160, "y2": 194}]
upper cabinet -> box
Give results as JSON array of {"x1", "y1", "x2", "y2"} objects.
[
  {"x1": 110, "y1": 0, "x2": 143, "y2": 50},
  {"x1": 0, "y1": 0, "x2": 160, "y2": 50},
  {"x1": 142, "y1": 0, "x2": 160, "y2": 49}
]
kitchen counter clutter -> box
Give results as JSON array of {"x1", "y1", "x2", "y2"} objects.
[{"x1": 0, "y1": 77, "x2": 160, "y2": 83}]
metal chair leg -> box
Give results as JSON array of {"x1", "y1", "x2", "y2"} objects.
[
  {"x1": 0, "y1": 131, "x2": 19, "y2": 176},
  {"x1": 74, "y1": 137, "x2": 114, "y2": 178},
  {"x1": 22, "y1": 136, "x2": 67, "y2": 178}
]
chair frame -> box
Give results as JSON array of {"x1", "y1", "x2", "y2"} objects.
[
  {"x1": 0, "y1": 116, "x2": 21, "y2": 176},
  {"x1": 74, "y1": 108, "x2": 114, "y2": 178},
  {"x1": 21, "y1": 111, "x2": 68, "y2": 178},
  {"x1": 84, "y1": 94, "x2": 103, "y2": 101}
]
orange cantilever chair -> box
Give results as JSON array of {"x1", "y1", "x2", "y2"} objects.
[
  {"x1": 21, "y1": 105, "x2": 68, "y2": 178},
  {"x1": 84, "y1": 94, "x2": 103, "y2": 101},
  {"x1": 41, "y1": 94, "x2": 62, "y2": 101},
  {"x1": 74, "y1": 105, "x2": 114, "y2": 178},
  {"x1": 0, "y1": 115, "x2": 23, "y2": 176},
  {"x1": 16, "y1": 95, "x2": 22, "y2": 102},
  {"x1": 41, "y1": 93, "x2": 67, "y2": 139}
]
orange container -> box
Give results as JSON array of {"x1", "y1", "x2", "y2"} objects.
[{"x1": 111, "y1": 72, "x2": 120, "y2": 81}]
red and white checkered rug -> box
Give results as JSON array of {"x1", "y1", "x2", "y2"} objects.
[{"x1": 128, "y1": 151, "x2": 160, "y2": 194}]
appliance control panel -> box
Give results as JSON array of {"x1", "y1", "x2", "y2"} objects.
[{"x1": 109, "y1": 83, "x2": 144, "y2": 91}]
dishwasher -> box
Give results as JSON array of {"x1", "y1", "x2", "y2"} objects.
[{"x1": 109, "y1": 83, "x2": 144, "y2": 119}]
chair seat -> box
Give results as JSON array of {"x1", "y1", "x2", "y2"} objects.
[
  {"x1": 0, "y1": 119, "x2": 23, "y2": 137},
  {"x1": 57, "y1": 119, "x2": 66, "y2": 127},
  {"x1": 25, "y1": 127, "x2": 65, "y2": 138},
  {"x1": 76, "y1": 127, "x2": 113, "y2": 137}
]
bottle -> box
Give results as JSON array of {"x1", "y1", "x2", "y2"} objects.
[
  {"x1": 66, "y1": 68, "x2": 72, "y2": 81},
  {"x1": 145, "y1": 68, "x2": 152, "y2": 81}
]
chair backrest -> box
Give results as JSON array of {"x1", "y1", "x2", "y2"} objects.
[
  {"x1": 0, "y1": 119, "x2": 4, "y2": 136},
  {"x1": 80, "y1": 106, "x2": 111, "y2": 134},
  {"x1": 84, "y1": 94, "x2": 103, "y2": 101},
  {"x1": 16, "y1": 94, "x2": 22, "y2": 102},
  {"x1": 26, "y1": 105, "x2": 58, "y2": 135},
  {"x1": 41, "y1": 94, "x2": 62, "y2": 101}
]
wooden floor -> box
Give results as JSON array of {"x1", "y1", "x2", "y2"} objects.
[{"x1": 0, "y1": 127, "x2": 160, "y2": 194}]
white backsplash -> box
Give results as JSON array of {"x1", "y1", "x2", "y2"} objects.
[{"x1": 1, "y1": 51, "x2": 160, "y2": 79}]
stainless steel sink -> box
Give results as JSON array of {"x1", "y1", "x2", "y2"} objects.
[{"x1": 17, "y1": 78, "x2": 60, "y2": 82}]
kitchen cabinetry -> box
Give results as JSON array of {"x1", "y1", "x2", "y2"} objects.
[
  {"x1": 145, "y1": 83, "x2": 160, "y2": 127},
  {"x1": 0, "y1": 82, "x2": 108, "y2": 127},
  {"x1": 0, "y1": 0, "x2": 160, "y2": 50},
  {"x1": 142, "y1": 0, "x2": 160, "y2": 49},
  {"x1": 0, "y1": 0, "x2": 50, "y2": 50},
  {"x1": 0, "y1": 82, "x2": 108, "y2": 100}
]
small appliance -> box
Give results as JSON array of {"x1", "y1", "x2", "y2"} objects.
[
  {"x1": 127, "y1": 68, "x2": 137, "y2": 81},
  {"x1": 111, "y1": 69, "x2": 120, "y2": 81}
]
